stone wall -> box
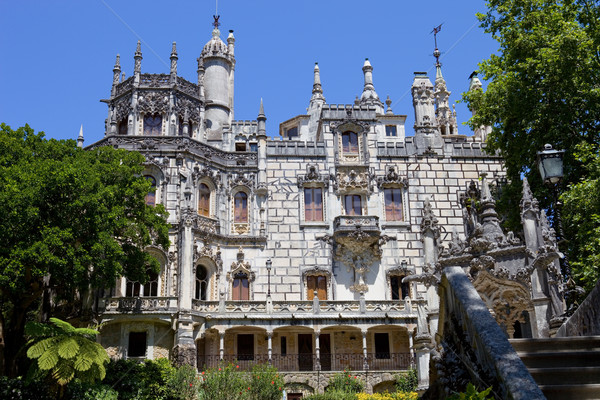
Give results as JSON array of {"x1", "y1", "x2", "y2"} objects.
[{"x1": 557, "y1": 278, "x2": 600, "y2": 337}]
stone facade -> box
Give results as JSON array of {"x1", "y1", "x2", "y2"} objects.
[{"x1": 88, "y1": 17, "x2": 563, "y2": 394}]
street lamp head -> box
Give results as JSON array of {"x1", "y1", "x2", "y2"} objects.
[
  {"x1": 537, "y1": 144, "x2": 564, "y2": 185},
  {"x1": 266, "y1": 258, "x2": 272, "y2": 272}
]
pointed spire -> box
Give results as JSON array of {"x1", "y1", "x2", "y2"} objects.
[
  {"x1": 360, "y1": 58, "x2": 383, "y2": 112},
  {"x1": 77, "y1": 125, "x2": 84, "y2": 148},
  {"x1": 170, "y1": 42, "x2": 178, "y2": 76},
  {"x1": 111, "y1": 54, "x2": 121, "y2": 96},
  {"x1": 478, "y1": 173, "x2": 506, "y2": 242},
  {"x1": 309, "y1": 62, "x2": 325, "y2": 108},
  {"x1": 227, "y1": 30, "x2": 235, "y2": 56},
  {"x1": 134, "y1": 40, "x2": 142, "y2": 76},
  {"x1": 257, "y1": 98, "x2": 266, "y2": 137}
]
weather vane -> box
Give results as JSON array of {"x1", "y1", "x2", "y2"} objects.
[
  {"x1": 213, "y1": 15, "x2": 220, "y2": 29},
  {"x1": 431, "y1": 23, "x2": 443, "y2": 66}
]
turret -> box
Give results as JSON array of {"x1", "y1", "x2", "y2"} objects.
[
  {"x1": 308, "y1": 62, "x2": 325, "y2": 110},
  {"x1": 199, "y1": 16, "x2": 235, "y2": 140},
  {"x1": 359, "y1": 58, "x2": 384, "y2": 114},
  {"x1": 433, "y1": 63, "x2": 458, "y2": 135},
  {"x1": 468, "y1": 72, "x2": 491, "y2": 142},
  {"x1": 411, "y1": 72, "x2": 442, "y2": 151},
  {"x1": 257, "y1": 99, "x2": 267, "y2": 194}
]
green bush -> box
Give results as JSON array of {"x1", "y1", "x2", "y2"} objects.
[
  {"x1": 247, "y1": 363, "x2": 284, "y2": 400},
  {"x1": 304, "y1": 390, "x2": 357, "y2": 400},
  {"x1": 325, "y1": 371, "x2": 364, "y2": 394},
  {"x1": 198, "y1": 362, "x2": 248, "y2": 400},
  {"x1": 167, "y1": 364, "x2": 201, "y2": 400},
  {"x1": 395, "y1": 368, "x2": 418, "y2": 393},
  {"x1": 448, "y1": 383, "x2": 493, "y2": 400},
  {"x1": 66, "y1": 380, "x2": 118, "y2": 400}
]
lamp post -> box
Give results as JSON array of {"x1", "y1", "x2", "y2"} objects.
[
  {"x1": 536, "y1": 144, "x2": 570, "y2": 280},
  {"x1": 266, "y1": 258, "x2": 272, "y2": 297}
]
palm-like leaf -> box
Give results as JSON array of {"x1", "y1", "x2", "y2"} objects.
[
  {"x1": 27, "y1": 337, "x2": 58, "y2": 359},
  {"x1": 57, "y1": 337, "x2": 79, "y2": 359},
  {"x1": 37, "y1": 346, "x2": 59, "y2": 370}
]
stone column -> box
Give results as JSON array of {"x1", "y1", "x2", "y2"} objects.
[
  {"x1": 361, "y1": 330, "x2": 368, "y2": 370},
  {"x1": 315, "y1": 331, "x2": 321, "y2": 370},
  {"x1": 267, "y1": 331, "x2": 273, "y2": 364},
  {"x1": 219, "y1": 331, "x2": 225, "y2": 360}
]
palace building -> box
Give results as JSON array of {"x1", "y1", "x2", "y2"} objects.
[{"x1": 88, "y1": 18, "x2": 564, "y2": 396}]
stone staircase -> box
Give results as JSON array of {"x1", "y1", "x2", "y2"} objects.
[{"x1": 510, "y1": 336, "x2": 600, "y2": 400}]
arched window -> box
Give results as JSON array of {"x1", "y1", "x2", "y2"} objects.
[
  {"x1": 195, "y1": 266, "x2": 208, "y2": 300},
  {"x1": 232, "y1": 272, "x2": 249, "y2": 301},
  {"x1": 143, "y1": 114, "x2": 162, "y2": 135},
  {"x1": 126, "y1": 269, "x2": 158, "y2": 297},
  {"x1": 144, "y1": 175, "x2": 157, "y2": 206},
  {"x1": 234, "y1": 191, "x2": 248, "y2": 223},
  {"x1": 143, "y1": 270, "x2": 158, "y2": 297},
  {"x1": 384, "y1": 188, "x2": 403, "y2": 221},
  {"x1": 342, "y1": 131, "x2": 359, "y2": 153},
  {"x1": 198, "y1": 183, "x2": 211, "y2": 217}
]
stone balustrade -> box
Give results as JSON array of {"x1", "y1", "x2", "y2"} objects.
[{"x1": 102, "y1": 296, "x2": 178, "y2": 312}]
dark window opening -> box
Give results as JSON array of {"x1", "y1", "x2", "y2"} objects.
[
  {"x1": 249, "y1": 143, "x2": 258, "y2": 152},
  {"x1": 374, "y1": 333, "x2": 390, "y2": 359},
  {"x1": 385, "y1": 125, "x2": 397, "y2": 137},
  {"x1": 128, "y1": 332, "x2": 147, "y2": 358},
  {"x1": 235, "y1": 143, "x2": 246, "y2": 152},
  {"x1": 286, "y1": 126, "x2": 298, "y2": 139},
  {"x1": 118, "y1": 120, "x2": 128, "y2": 135},
  {"x1": 281, "y1": 336, "x2": 287, "y2": 356},
  {"x1": 237, "y1": 334, "x2": 254, "y2": 360},
  {"x1": 195, "y1": 266, "x2": 208, "y2": 300},
  {"x1": 144, "y1": 175, "x2": 157, "y2": 206},
  {"x1": 391, "y1": 276, "x2": 410, "y2": 300},
  {"x1": 143, "y1": 114, "x2": 162, "y2": 135},
  {"x1": 143, "y1": 270, "x2": 158, "y2": 297}
]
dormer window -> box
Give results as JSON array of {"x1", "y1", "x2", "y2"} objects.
[
  {"x1": 342, "y1": 131, "x2": 359, "y2": 153},
  {"x1": 385, "y1": 125, "x2": 397, "y2": 137},
  {"x1": 285, "y1": 126, "x2": 298, "y2": 140}
]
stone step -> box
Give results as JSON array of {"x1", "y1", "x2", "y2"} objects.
[
  {"x1": 539, "y1": 383, "x2": 600, "y2": 400},
  {"x1": 518, "y1": 351, "x2": 600, "y2": 368},
  {"x1": 527, "y1": 366, "x2": 600, "y2": 386},
  {"x1": 510, "y1": 336, "x2": 600, "y2": 353}
]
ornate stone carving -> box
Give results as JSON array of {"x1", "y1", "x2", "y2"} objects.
[
  {"x1": 226, "y1": 247, "x2": 255, "y2": 282},
  {"x1": 519, "y1": 177, "x2": 539, "y2": 222},
  {"x1": 174, "y1": 96, "x2": 201, "y2": 124},
  {"x1": 297, "y1": 164, "x2": 330, "y2": 188},
  {"x1": 333, "y1": 167, "x2": 373, "y2": 194},
  {"x1": 137, "y1": 90, "x2": 169, "y2": 114},
  {"x1": 420, "y1": 198, "x2": 441, "y2": 240},
  {"x1": 140, "y1": 73, "x2": 170, "y2": 87},
  {"x1": 114, "y1": 96, "x2": 132, "y2": 122},
  {"x1": 228, "y1": 172, "x2": 255, "y2": 192},
  {"x1": 377, "y1": 166, "x2": 408, "y2": 188}
]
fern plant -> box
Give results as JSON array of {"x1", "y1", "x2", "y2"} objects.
[{"x1": 25, "y1": 318, "x2": 109, "y2": 387}]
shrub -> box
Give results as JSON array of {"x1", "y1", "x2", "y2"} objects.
[
  {"x1": 198, "y1": 362, "x2": 247, "y2": 400},
  {"x1": 247, "y1": 363, "x2": 284, "y2": 400},
  {"x1": 65, "y1": 380, "x2": 118, "y2": 400},
  {"x1": 357, "y1": 392, "x2": 419, "y2": 400},
  {"x1": 0, "y1": 376, "x2": 53, "y2": 400},
  {"x1": 304, "y1": 390, "x2": 357, "y2": 400},
  {"x1": 326, "y1": 371, "x2": 364, "y2": 394},
  {"x1": 448, "y1": 383, "x2": 493, "y2": 400},
  {"x1": 166, "y1": 364, "x2": 201, "y2": 400},
  {"x1": 102, "y1": 358, "x2": 180, "y2": 400},
  {"x1": 395, "y1": 368, "x2": 418, "y2": 393}
]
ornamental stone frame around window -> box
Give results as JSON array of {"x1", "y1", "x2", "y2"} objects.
[
  {"x1": 230, "y1": 187, "x2": 251, "y2": 235},
  {"x1": 298, "y1": 164, "x2": 329, "y2": 225},
  {"x1": 386, "y1": 264, "x2": 415, "y2": 300},
  {"x1": 377, "y1": 166, "x2": 410, "y2": 224},
  {"x1": 330, "y1": 119, "x2": 370, "y2": 165},
  {"x1": 226, "y1": 247, "x2": 256, "y2": 301},
  {"x1": 302, "y1": 266, "x2": 332, "y2": 300}
]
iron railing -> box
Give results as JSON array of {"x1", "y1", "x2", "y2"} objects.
[{"x1": 198, "y1": 352, "x2": 412, "y2": 372}]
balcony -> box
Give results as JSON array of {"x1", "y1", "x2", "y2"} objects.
[
  {"x1": 333, "y1": 215, "x2": 380, "y2": 239},
  {"x1": 199, "y1": 353, "x2": 413, "y2": 372},
  {"x1": 101, "y1": 297, "x2": 177, "y2": 313}
]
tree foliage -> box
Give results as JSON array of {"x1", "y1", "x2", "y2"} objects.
[
  {"x1": 463, "y1": 0, "x2": 600, "y2": 289},
  {"x1": 25, "y1": 318, "x2": 109, "y2": 386},
  {"x1": 0, "y1": 124, "x2": 169, "y2": 375}
]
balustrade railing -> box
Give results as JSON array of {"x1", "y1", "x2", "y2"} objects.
[{"x1": 198, "y1": 353, "x2": 412, "y2": 372}]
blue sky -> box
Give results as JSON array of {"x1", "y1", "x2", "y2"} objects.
[{"x1": 0, "y1": 0, "x2": 497, "y2": 144}]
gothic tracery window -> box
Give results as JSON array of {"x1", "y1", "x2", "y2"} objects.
[
  {"x1": 143, "y1": 114, "x2": 162, "y2": 136},
  {"x1": 195, "y1": 265, "x2": 208, "y2": 301}
]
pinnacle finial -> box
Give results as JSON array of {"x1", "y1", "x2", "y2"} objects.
[
  {"x1": 134, "y1": 41, "x2": 142, "y2": 75},
  {"x1": 171, "y1": 42, "x2": 177, "y2": 57},
  {"x1": 258, "y1": 98, "x2": 265, "y2": 118},
  {"x1": 114, "y1": 54, "x2": 121, "y2": 69},
  {"x1": 77, "y1": 125, "x2": 84, "y2": 148},
  {"x1": 135, "y1": 40, "x2": 142, "y2": 56},
  {"x1": 385, "y1": 95, "x2": 393, "y2": 114}
]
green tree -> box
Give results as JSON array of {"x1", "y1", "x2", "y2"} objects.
[
  {"x1": 463, "y1": 0, "x2": 600, "y2": 289},
  {"x1": 26, "y1": 318, "x2": 108, "y2": 388},
  {"x1": 0, "y1": 124, "x2": 169, "y2": 376}
]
